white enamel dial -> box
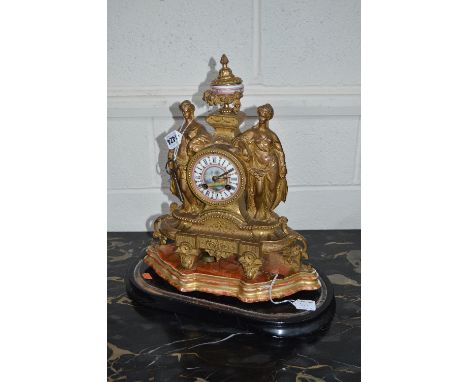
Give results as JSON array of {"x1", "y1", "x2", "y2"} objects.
[{"x1": 190, "y1": 153, "x2": 242, "y2": 203}]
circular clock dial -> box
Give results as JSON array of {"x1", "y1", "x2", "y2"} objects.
[{"x1": 189, "y1": 153, "x2": 242, "y2": 204}]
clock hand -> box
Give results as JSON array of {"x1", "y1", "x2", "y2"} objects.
[{"x1": 212, "y1": 168, "x2": 234, "y2": 181}]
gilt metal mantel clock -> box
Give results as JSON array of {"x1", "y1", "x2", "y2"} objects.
[{"x1": 127, "y1": 55, "x2": 334, "y2": 336}]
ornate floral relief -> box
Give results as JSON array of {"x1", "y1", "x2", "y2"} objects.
[
  {"x1": 199, "y1": 237, "x2": 237, "y2": 262},
  {"x1": 238, "y1": 251, "x2": 263, "y2": 279},
  {"x1": 203, "y1": 218, "x2": 238, "y2": 232}
]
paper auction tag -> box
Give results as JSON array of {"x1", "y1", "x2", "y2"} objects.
[
  {"x1": 291, "y1": 299, "x2": 316, "y2": 311},
  {"x1": 164, "y1": 131, "x2": 183, "y2": 149}
]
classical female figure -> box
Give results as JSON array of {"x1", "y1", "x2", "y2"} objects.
[
  {"x1": 167, "y1": 100, "x2": 212, "y2": 213},
  {"x1": 233, "y1": 104, "x2": 288, "y2": 221}
]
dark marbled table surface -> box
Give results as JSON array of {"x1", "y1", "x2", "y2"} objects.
[{"x1": 108, "y1": 230, "x2": 361, "y2": 382}]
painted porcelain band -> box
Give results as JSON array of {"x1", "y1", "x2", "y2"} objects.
[{"x1": 210, "y1": 84, "x2": 244, "y2": 94}]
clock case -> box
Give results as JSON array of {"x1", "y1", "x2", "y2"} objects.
[
  {"x1": 131, "y1": 56, "x2": 334, "y2": 328},
  {"x1": 151, "y1": 109, "x2": 322, "y2": 302}
]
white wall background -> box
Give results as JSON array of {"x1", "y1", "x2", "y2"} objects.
[{"x1": 108, "y1": 0, "x2": 361, "y2": 231}]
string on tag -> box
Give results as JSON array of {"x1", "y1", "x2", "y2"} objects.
[
  {"x1": 268, "y1": 273, "x2": 317, "y2": 311},
  {"x1": 268, "y1": 274, "x2": 294, "y2": 305}
]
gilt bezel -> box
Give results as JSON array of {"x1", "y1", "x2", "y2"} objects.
[{"x1": 187, "y1": 148, "x2": 246, "y2": 206}]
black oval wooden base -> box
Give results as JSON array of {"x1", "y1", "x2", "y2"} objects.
[{"x1": 126, "y1": 257, "x2": 335, "y2": 338}]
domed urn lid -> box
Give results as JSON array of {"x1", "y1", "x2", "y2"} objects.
[
  {"x1": 203, "y1": 54, "x2": 244, "y2": 116},
  {"x1": 210, "y1": 54, "x2": 244, "y2": 94}
]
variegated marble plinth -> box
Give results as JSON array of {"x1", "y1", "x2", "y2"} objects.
[{"x1": 144, "y1": 243, "x2": 321, "y2": 303}]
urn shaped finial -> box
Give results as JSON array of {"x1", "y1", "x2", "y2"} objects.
[{"x1": 203, "y1": 55, "x2": 244, "y2": 115}]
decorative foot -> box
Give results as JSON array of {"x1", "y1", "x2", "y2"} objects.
[
  {"x1": 238, "y1": 251, "x2": 263, "y2": 279},
  {"x1": 175, "y1": 233, "x2": 198, "y2": 269},
  {"x1": 283, "y1": 245, "x2": 304, "y2": 273},
  {"x1": 176, "y1": 242, "x2": 199, "y2": 269}
]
